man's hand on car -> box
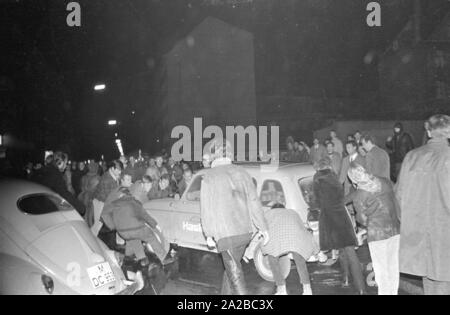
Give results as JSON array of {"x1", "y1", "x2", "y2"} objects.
[{"x1": 206, "y1": 237, "x2": 216, "y2": 249}]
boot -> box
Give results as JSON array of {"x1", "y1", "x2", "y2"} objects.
[{"x1": 275, "y1": 285, "x2": 288, "y2": 295}]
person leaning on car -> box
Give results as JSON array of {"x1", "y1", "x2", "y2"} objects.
[
  {"x1": 200, "y1": 139, "x2": 269, "y2": 295},
  {"x1": 147, "y1": 173, "x2": 172, "y2": 200},
  {"x1": 101, "y1": 186, "x2": 169, "y2": 264}
]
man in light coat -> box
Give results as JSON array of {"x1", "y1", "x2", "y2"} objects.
[
  {"x1": 396, "y1": 114, "x2": 450, "y2": 295},
  {"x1": 200, "y1": 140, "x2": 269, "y2": 295}
]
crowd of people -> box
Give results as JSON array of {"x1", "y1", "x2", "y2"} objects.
[
  {"x1": 281, "y1": 122, "x2": 418, "y2": 183},
  {"x1": 23, "y1": 151, "x2": 207, "y2": 274},
  {"x1": 10, "y1": 114, "x2": 450, "y2": 296},
  {"x1": 199, "y1": 114, "x2": 449, "y2": 296}
]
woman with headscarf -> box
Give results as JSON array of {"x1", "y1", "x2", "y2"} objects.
[
  {"x1": 313, "y1": 156, "x2": 366, "y2": 294},
  {"x1": 263, "y1": 203, "x2": 319, "y2": 295},
  {"x1": 347, "y1": 163, "x2": 401, "y2": 295}
]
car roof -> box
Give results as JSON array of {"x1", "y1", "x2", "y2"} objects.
[
  {"x1": 194, "y1": 162, "x2": 315, "y2": 179},
  {"x1": 0, "y1": 179, "x2": 81, "y2": 246},
  {"x1": 0, "y1": 179, "x2": 55, "y2": 219}
]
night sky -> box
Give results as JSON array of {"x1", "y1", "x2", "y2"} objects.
[{"x1": 1, "y1": 0, "x2": 448, "y2": 161}]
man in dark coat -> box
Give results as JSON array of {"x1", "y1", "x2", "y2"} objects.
[
  {"x1": 39, "y1": 152, "x2": 86, "y2": 216},
  {"x1": 361, "y1": 134, "x2": 391, "y2": 180},
  {"x1": 313, "y1": 157, "x2": 365, "y2": 294},
  {"x1": 94, "y1": 160, "x2": 123, "y2": 202},
  {"x1": 93, "y1": 160, "x2": 123, "y2": 248},
  {"x1": 396, "y1": 114, "x2": 450, "y2": 295},
  {"x1": 348, "y1": 164, "x2": 401, "y2": 295},
  {"x1": 147, "y1": 174, "x2": 172, "y2": 200},
  {"x1": 386, "y1": 122, "x2": 414, "y2": 181},
  {"x1": 101, "y1": 187, "x2": 169, "y2": 263}
]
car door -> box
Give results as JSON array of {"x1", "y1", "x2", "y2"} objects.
[{"x1": 170, "y1": 174, "x2": 211, "y2": 251}]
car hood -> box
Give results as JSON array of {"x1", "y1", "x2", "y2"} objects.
[
  {"x1": 25, "y1": 221, "x2": 126, "y2": 295},
  {"x1": 143, "y1": 198, "x2": 174, "y2": 209}
]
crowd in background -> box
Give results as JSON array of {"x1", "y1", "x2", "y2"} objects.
[
  {"x1": 2, "y1": 114, "x2": 449, "y2": 296},
  {"x1": 281, "y1": 121, "x2": 418, "y2": 183}
]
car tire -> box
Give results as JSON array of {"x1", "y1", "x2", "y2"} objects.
[{"x1": 253, "y1": 244, "x2": 291, "y2": 282}]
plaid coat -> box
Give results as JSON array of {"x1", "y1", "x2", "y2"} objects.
[{"x1": 262, "y1": 208, "x2": 319, "y2": 259}]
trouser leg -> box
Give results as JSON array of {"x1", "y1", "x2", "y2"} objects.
[
  {"x1": 369, "y1": 235, "x2": 400, "y2": 295},
  {"x1": 220, "y1": 245, "x2": 248, "y2": 295},
  {"x1": 343, "y1": 246, "x2": 365, "y2": 293},
  {"x1": 387, "y1": 235, "x2": 400, "y2": 295},
  {"x1": 339, "y1": 248, "x2": 350, "y2": 281},
  {"x1": 369, "y1": 239, "x2": 388, "y2": 295},
  {"x1": 292, "y1": 252, "x2": 310, "y2": 285},
  {"x1": 268, "y1": 255, "x2": 285, "y2": 286},
  {"x1": 423, "y1": 278, "x2": 450, "y2": 295}
]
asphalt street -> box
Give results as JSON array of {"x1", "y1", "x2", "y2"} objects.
[{"x1": 160, "y1": 246, "x2": 409, "y2": 295}]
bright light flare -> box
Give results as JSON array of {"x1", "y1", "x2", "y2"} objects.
[{"x1": 94, "y1": 84, "x2": 106, "y2": 91}]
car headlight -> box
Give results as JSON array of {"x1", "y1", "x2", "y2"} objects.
[{"x1": 41, "y1": 275, "x2": 54, "y2": 294}]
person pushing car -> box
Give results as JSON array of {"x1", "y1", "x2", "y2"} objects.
[{"x1": 200, "y1": 139, "x2": 269, "y2": 295}]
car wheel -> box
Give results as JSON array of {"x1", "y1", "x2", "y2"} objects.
[{"x1": 253, "y1": 244, "x2": 290, "y2": 282}]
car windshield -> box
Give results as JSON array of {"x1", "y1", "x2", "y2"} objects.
[
  {"x1": 18, "y1": 194, "x2": 74, "y2": 215},
  {"x1": 185, "y1": 175, "x2": 203, "y2": 201},
  {"x1": 260, "y1": 180, "x2": 286, "y2": 206}
]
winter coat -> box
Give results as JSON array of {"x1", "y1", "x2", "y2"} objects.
[
  {"x1": 296, "y1": 149, "x2": 310, "y2": 163},
  {"x1": 332, "y1": 138, "x2": 344, "y2": 157},
  {"x1": 72, "y1": 169, "x2": 87, "y2": 197},
  {"x1": 386, "y1": 125, "x2": 415, "y2": 163},
  {"x1": 167, "y1": 164, "x2": 183, "y2": 182},
  {"x1": 129, "y1": 181, "x2": 150, "y2": 204},
  {"x1": 147, "y1": 184, "x2": 171, "y2": 200},
  {"x1": 313, "y1": 169, "x2": 357, "y2": 251},
  {"x1": 101, "y1": 194, "x2": 158, "y2": 232},
  {"x1": 339, "y1": 153, "x2": 366, "y2": 195},
  {"x1": 176, "y1": 179, "x2": 188, "y2": 196},
  {"x1": 39, "y1": 165, "x2": 86, "y2": 216},
  {"x1": 125, "y1": 164, "x2": 145, "y2": 183},
  {"x1": 94, "y1": 171, "x2": 119, "y2": 202},
  {"x1": 310, "y1": 145, "x2": 327, "y2": 165},
  {"x1": 327, "y1": 152, "x2": 342, "y2": 175},
  {"x1": 200, "y1": 163, "x2": 268, "y2": 242},
  {"x1": 350, "y1": 177, "x2": 400, "y2": 243},
  {"x1": 396, "y1": 138, "x2": 450, "y2": 281},
  {"x1": 101, "y1": 193, "x2": 169, "y2": 262},
  {"x1": 262, "y1": 208, "x2": 319, "y2": 259},
  {"x1": 282, "y1": 149, "x2": 297, "y2": 162},
  {"x1": 365, "y1": 145, "x2": 391, "y2": 180}
]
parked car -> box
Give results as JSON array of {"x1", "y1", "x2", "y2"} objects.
[
  {"x1": 143, "y1": 162, "x2": 319, "y2": 282},
  {"x1": 0, "y1": 179, "x2": 141, "y2": 295}
]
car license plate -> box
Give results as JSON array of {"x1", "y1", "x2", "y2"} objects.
[{"x1": 87, "y1": 262, "x2": 116, "y2": 289}]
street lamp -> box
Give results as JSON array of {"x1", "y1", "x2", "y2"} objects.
[{"x1": 94, "y1": 84, "x2": 106, "y2": 91}]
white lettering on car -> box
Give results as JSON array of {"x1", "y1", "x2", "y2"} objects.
[{"x1": 182, "y1": 221, "x2": 202, "y2": 233}]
